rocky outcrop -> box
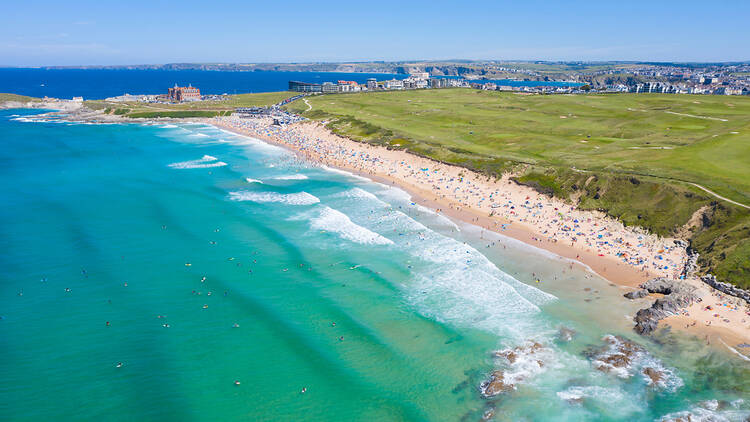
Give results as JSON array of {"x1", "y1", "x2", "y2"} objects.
[
  {"x1": 642, "y1": 367, "x2": 664, "y2": 386},
  {"x1": 557, "y1": 327, "x2": 576, "y2": 342},
  {"x1": 681, "y1": 244, "x2": 700, "y2": 279},
  {"x1": 624, "y1": 289, "x2": 649, "y2": 299},
  {"x1": 626, "y1": 278, "x2": 699, "y2": 335},
  {"x1": 701, "y1": 274, "x2": 750, "y2": 304},
  {"x1": 480, "y1": 370, "x2": 514, "y2": 397},
  {"x1": 584, "y1": 335, "x2": 677, "y2": 390},
  {"x1": 591, "y1": 335, "x2": 645, "y2": 374}
]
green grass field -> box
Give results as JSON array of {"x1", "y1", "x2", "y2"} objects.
[
  {"x1": 287, "y1": 89, "x2": 750, "y2": 288},
  {"x1": 0, "y1": 93, "x2": 42, "y2": 103}
]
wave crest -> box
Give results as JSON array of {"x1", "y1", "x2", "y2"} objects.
[
  {"x1": 229, "y1": 191, "x2": 320, "y2": 205},
  {"x1": 169, "y1": 155, "x2": 227, "y2": 169}
]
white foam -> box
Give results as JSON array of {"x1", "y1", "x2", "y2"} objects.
[
  {"x1": 556, "y1": 386, "x2": 632, "y2": 408},
  {"x1": 719, "y1": 338, "x2": 750, "y2": 362},
  {"x1": 320, "y1": 164, "x2": 372, "y2": 182},
  {"x1": 334, "y1": 187, "x2": 381, "y2": 201},
  {"x1": 659, "y1": 406, "x2": 750, "y2": 422},
  {"x1": 160, "y1": 124, "x2": 178, "y2": 129},
  {"x1": 245, "y1": 178, "x2": 264, "y2": 184},
  {"x1": 168, "y1": 155, "x2": 227, "y2": 169},
  {"x1": 309, "y1": 206, "x2": 393, "y2": 245},
  {"x1": 349, "y1": 204, "x2": 558, "y2": 339},
  {"x1": 188, "y1": 133, "x2": 210, "y2": 138},
  {"x1": 229, "y1": 191, "x2": 320, "y2": 206},
  {"x1": 273, "y1": 174, "x2": 309, "y2": 180}
]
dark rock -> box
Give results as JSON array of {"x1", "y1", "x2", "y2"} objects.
[
  {"x1": 480, "y1": 370, "x2": 514, "y2": 397},
  {"x1": 592, "y1": 335, "x2": 645, "y2": 374},
  {"x1": 701, "y1": 274, "x2": 750, "y2": 304},
  {"x1": 557, "y1": 327, "x2": 576, "y2": 342},
  {"x1": 631, "y1": 278, "x2": 699, "y2": 335},
  {"x1": 495, "y1": 350, "x2": 517, "y2": 364},
  {"x1": 642, "y1": 367, "x2": 664, "y2": 386},
  {"x1": 624, "y1": 289, "x2": 649, "y2": 299}
]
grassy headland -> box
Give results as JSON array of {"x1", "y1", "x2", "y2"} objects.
[
  {"x1": 85, "y1": 91, "x2": 297, "y2": 118},
  {"x1": 286, "y1": 89, "x2": 750, "y2": 288},
  {"x1": 0, "y1": 93, "x2": 42, "y2": 103}
]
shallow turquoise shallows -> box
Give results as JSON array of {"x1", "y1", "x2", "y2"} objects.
[{"x1": 0, "y1": 109, "x2": 748, "y2": 422}]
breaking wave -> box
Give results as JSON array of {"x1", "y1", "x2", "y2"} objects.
[
  {"x1": 229, "y1": 190, "x2": 320, "y2": 205},
  {"x1": 308, "y1": 206, "x2": 394, "y2": 245},
  {"x1": 168, "y1": 155, "x2": 227, "y2": 169},
  {"x1": 273, "y1": 174, "x2": 309, "y2": 181}
]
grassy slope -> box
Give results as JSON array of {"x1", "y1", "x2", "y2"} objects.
[
  {"x1": 0, "y1": 93, "x2": 41, "y2": 102},
  {"x1": 287, "y1": 89, "x2": 750, "y2": 288},
  {"x1": 85, "y1": 91, "x2": 297, "y2": 118}
]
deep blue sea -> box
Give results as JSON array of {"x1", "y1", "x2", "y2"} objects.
[
  {"x1": 0, "y1": 68, "x2": 407, "y2": 99},
  {"x1": 468, "y1": 78, "x2": 583, "y2": 87}
]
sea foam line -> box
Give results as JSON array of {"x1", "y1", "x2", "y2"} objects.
[
  {"x1": 308, "y1": 206, "x2": 393, "y2": 245},
  {"x1": 229, "y1": 190, "x2": 320, "y2": 205},
  {"x1": 272, "y1": 174, "x2": 309, "y2": 180},
  {"x1": 168, "y1": 155, "x2": 227, "y2": 169}
]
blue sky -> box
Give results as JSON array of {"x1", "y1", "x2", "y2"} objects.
[{"x1": 1, "y1": 0, "x2": 748, "y2": 66}]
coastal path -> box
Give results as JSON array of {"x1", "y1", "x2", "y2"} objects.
[{"x1": 689, "y1": 183, "x2": 750, "y2": 210}]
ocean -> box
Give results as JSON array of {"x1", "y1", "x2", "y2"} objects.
[
  {"x1": 0, "y1": 109, "x2": 748, "y2": 421},
  {"x1": 0, "y1": 69, "x2": 407, "y2": 100}
]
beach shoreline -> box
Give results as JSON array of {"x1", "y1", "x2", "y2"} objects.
[
  {"x1": 208, "y1": 115, "x2": 750, "y2": 349},
  {"x1": 9, "y1": 105, "x2": 748, "y2": 351}
]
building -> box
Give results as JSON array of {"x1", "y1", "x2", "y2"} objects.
[
  {"x1": 289, "y1": 81, "x2": 322, "y2": 93},
  {"x1": 384, "y1": 79, "x2": 404, "y2": 90},
  {"x1": 321, "y1": 82, "x2": 340, "y2": 93},
  {"x1": 337, "y1": 80, "x2": 360, "y2": 92},
  {"x1": 366, "y1": 78, "x2": 378, "y2": 90},
  {"x1": 167, "y1": 84, "x2": 201, "y2": 102}
]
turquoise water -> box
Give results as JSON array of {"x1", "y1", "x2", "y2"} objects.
[{"x1": 0, "y1": 109, "x2": 748, "y2": 421}]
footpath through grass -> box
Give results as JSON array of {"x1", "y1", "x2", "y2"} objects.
[{"x1": 287, "y1": 89, "x2": 750, "y2": 288}]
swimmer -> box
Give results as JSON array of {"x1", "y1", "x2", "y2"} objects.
[
  {"x1": 116, "y1": 362, "x2": 123, "y2": 368},
  {"x1": 203, "y1": 304, "x2": 208, "y2": 309},
  {"x1": 201, "y1": 276, "x2": 206, "y2": 282},
  {"x1": 185, "y1": 263, "x2": 192, "y2": 267},
  {"x1": 300, "y1": 387, "x2": 307, "y2": 394},
  {"x1": 234, "y1": 380, "x2": 241, "y2": 386}
]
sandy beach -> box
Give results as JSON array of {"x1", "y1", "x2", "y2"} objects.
[{"x1": 209, "y1": 115, "x2": 750, "y2": 350}]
